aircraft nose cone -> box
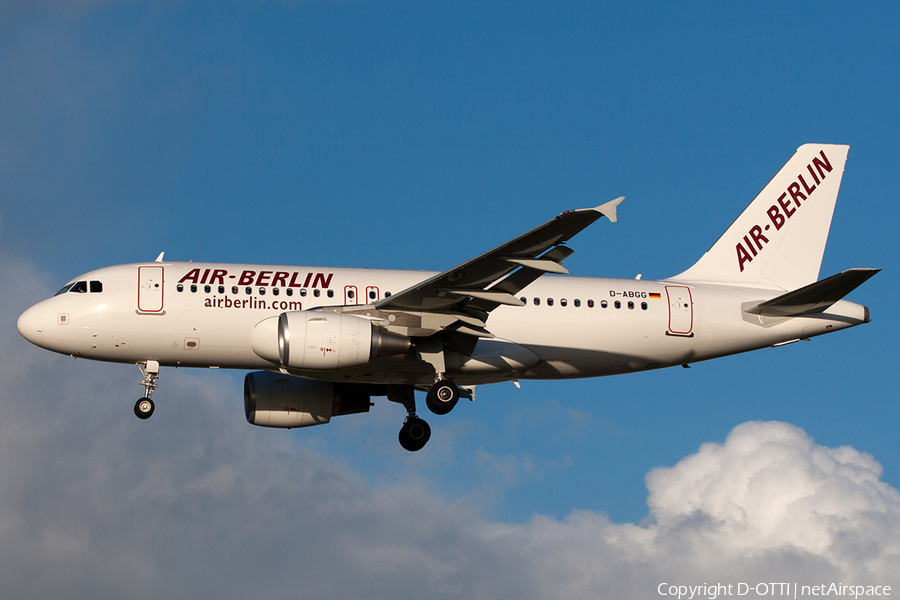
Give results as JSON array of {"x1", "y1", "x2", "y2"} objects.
[{"x1": 17, "y1": 303, "x2": 44, "y2": 347}]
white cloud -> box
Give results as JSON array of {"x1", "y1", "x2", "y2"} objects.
[
  {"x1": 2, "y1": 251, "x2": 898, "y2": 599},
  {"x1": 645, "y1": 421, "x2": 900, "y2": 567}
]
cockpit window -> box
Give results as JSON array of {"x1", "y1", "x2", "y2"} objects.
[{"x1": 54, "y1": 280, "x2": 100, "y2": 295}]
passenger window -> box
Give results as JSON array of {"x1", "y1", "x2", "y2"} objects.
[
  {"x1": 534, "y1": 297, "x2": 540, "y2": 306},
  {"x1": 615, "y1": 301, "x2": 621, "y2": 309},
  {"x1": 385, "y1": 291, "x2": 392, "y2": 298},
  {"x1": 560, "y1": 298, "x2": 567, "y2": 307},
  {"x1": 369, "y1": 290, "x2": 376, "y2": 300},
  {"x1": 600, "y1": 300, "x2": 607, "y2": 308},
  {"x1": 90, "y1": 281, "x2": 103, "y2": 293},
  {"x1": 218, "y1": 286, "x2": 225, "y2": 294},
  {"x1": 286, "y1": 288, "x2": 293, "y2": 296},
  {"x1": 641, "y1": 302, "x2": 648, "y2": 310},
  {"x1": 191, "y1": 285, "x2": 198, "y2": 293},
  {"x1": 627, "y1": 301, "x2": 634, "y2": 310},
  {"x1": 314, "y1": 289, "x2": 320, "y2": 297},
  {"x1": 588, "y1": 299, "x2": 595, "y2": 308},
  {"x1": 177, "y1": 284, "x2": 184, "y2": 293},
  {"x1": 232, "y1": 286, "x2": 238, "y2": 294},
  {"x1": 204, "y1": 285, "x2": 211, "y2": 293},
  {"x1": 547, "y1": 298, "x2": 554, "y2": 306},
  {"x1": 272, "y1": 288, "x2": 279, "y2": 296},
  {"x1": 327, "y1": 290, "x2": 334, "y2": 298},
  {"x1": 574, "y1": 299, "x2": 581, "y2": 307},
  {"x1": 245, "y1": 287, "x2": 252, "y2": 295},
  {"x1": 71, "y1": 281, "x2": 88, "y2": 293},
  {"x1": 300, "y1": 289, "x2": 307, "y2": 297},
  {"x1": 258, "y1": 287, "x2": 266, "y2": 295}
]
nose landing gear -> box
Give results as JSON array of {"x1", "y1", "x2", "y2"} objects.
[
  {"x1": 134, "y1": 397, "x2": 155, "y2": 419},
  {"x1": 134, "y1": 360, "x2": 159, "y2": 420}
]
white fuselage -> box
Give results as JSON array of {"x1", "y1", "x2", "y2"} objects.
[{"x1": 17, "y1": 261, "x2": 869, "y2": 387}]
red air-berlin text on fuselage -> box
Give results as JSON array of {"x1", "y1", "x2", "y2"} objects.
[
  {"x1": 735, "y1": 150, "x2": 834, "y2": 272},
  {"x1": 177, "y1": 268, "x2": 334, "y2": 288}
]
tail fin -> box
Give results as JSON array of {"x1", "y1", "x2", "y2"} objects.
[{"x1": 671, "y1": 144, "x2": 850, "y2": 290}]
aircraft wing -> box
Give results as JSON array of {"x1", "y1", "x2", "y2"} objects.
[{"x1": 328, "y1": 198, "x2": 623, "y2": 337}]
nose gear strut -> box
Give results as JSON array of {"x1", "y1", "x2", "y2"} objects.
[{"x1": 134, "y1": 360, "x2": 159, "y2": 419}]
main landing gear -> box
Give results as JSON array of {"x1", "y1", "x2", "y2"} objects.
[
  {"x1": 425, "y1": 378, "x2": 460, "y2": 416},
  {"x1": 388, "y1": 385, "x2": 431, "y2": 452},
  {"x1": 134, "y1": 360, "x2": 159, "y2": 420},
  {"x1": 388, "y1": 379, "x2": 465, "y2": 452}
]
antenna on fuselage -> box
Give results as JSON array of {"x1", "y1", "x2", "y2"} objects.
[{"x1": 155, "y1": 252, "x2": 165, "y2": 262}]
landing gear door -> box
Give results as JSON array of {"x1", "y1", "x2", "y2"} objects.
[
  {"x1": 666, "y1": 285, "x2": 693, "y2": 336},
  {"x1": 138, "y1": 266, "x2": 165, "y2": 313}
]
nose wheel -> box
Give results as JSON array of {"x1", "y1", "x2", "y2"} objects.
[
  {"x1": 135, "y1": 360, "x2": 160, "y2": 420},
  {"x1": 134, "y1": 397, "x2": 155, "y2": 419}
]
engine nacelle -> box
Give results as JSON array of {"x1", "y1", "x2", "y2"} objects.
[
  {"x1": 251, "y1": 311, "x2": 410, "y2": 370},
  {"x1": 243, "y1": 371, "x2": 370, "y2": 429}
]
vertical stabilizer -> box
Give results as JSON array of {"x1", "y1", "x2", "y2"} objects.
[{"x1": 671, "y1": 144, "x2": 849, "y2": 290}]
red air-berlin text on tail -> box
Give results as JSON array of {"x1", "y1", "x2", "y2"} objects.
[{"x1": 735, "y1": 150, "x2": 834, "y2": 272}]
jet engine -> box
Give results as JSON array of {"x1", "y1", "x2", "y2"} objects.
[
  {"x1": 244, "y1": 370, "x2": 371, "y2": 428},
  {"x1": 251, "y1": 311, "x2": 410, "y2": 370}
]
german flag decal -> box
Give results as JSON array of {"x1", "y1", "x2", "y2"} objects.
[{"x1": 649, "y1": 292, "x2": 661, "y2": 299}]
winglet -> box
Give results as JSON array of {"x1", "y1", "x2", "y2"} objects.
[{"x1": 595, "y1": 197, "x2": 625, "y2": 223}]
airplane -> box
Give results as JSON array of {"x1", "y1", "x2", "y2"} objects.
[{"x1": 17, "y1": 144, "x2": 878, "y2": 451}]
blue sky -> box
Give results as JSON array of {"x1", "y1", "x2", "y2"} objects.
[{"x1": 2, "y1": 2, "x2": 899, "y2": 598}]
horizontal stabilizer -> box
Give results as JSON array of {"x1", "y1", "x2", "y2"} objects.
[{"x1": 743, "y1": 268, "x2": 879, "y2": 317}]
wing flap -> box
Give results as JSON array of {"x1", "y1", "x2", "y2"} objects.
[
  {"x1": 443, "y1": 289, "x2": 527, "y2": 306},
  {"x1": 505, "y1": 258, "x2": 570, "y2": 274}
]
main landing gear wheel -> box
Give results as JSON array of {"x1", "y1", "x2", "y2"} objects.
[
  {"x1": 426, "y1": 379, "x2": 460, "y2": 416},
  {"x1": 387, "y1": 384, "x2": 432, "y2": 452},
  {"x1": 398, "y1": 417, "x2": 431, "y2": 452},
  {"x1": 134, "y1": 397, "x2": 155, "y2": 419}
]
